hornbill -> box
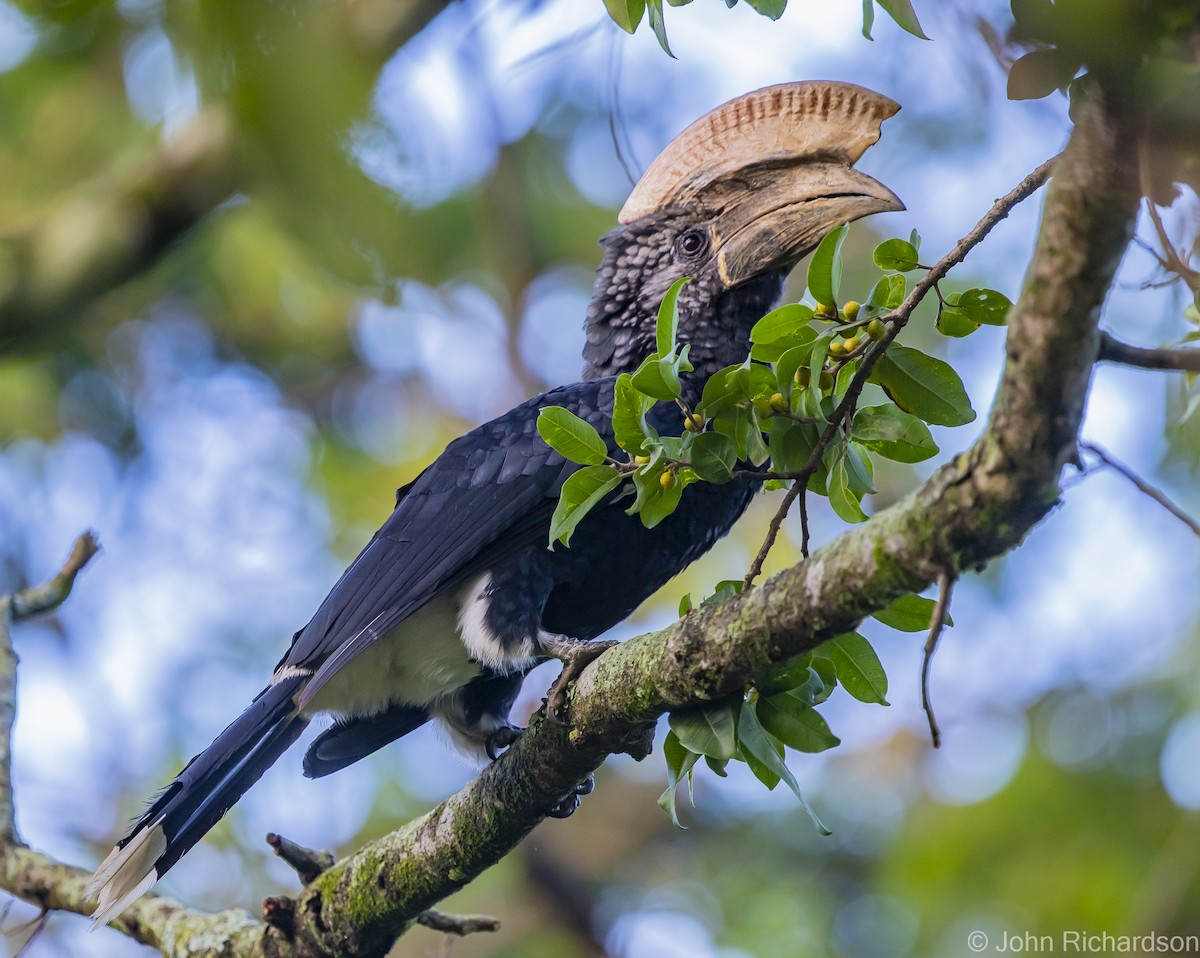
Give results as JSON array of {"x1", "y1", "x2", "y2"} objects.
[{"x1": 87, "y1": 81, "x2": 901, "y2": 927}]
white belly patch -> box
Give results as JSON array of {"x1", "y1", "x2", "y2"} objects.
[{"x1": 301, "y1": 594, "x2": 481, "y2": 717}]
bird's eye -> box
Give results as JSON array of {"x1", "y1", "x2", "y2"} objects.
[{"x1": 677, "y1": 229, "x2": 708, "y2": 258}]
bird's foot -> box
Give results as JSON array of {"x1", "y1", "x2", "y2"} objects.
[
  {"x1": 547, "y1": 773, "x2": 595, "y2": 819},
  {"x1": 541, "y1": 637, "x2": 618, "y2": 725},
  {"x1": 485, "y1": 724, "x2": 523, "y2": 762}
]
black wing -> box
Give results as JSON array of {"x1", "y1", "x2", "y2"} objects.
[{"x1": 284, "y1": 378, "x2": 615, "y2": 708}]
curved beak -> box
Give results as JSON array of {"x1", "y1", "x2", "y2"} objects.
[{"x1": 712, "y1": 161, "x2": 904, "y2": 287}]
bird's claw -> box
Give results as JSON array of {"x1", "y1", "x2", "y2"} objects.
[
  {"x1": 547, "y1": 773, "x2": 595, "y2": 819},
  {"x1": 485, "y1": 724, "x2": 523, "y2": 762},
  {"x1": 544, "y1": 639, "x2": 618, "y2": 725}
]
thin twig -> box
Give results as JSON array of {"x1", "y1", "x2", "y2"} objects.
[
  {"x1": 741, "y1": 155, "x2": 1061, "y2": 588},
  {"x1": 743, "y1": 481, "x2": 803, "y2": 590},
  {"x1": 10, "y1": 909, "x2": 47, "y2": 958},
  {"x1": 0, "y1": 532, "x2": 100, "y2": 842},
  {"x1": 266, "y1": 832, "x2": 335, "y2": 885},
  {"x1": 922, "y1": 572, "x2": 956, "y2": 750},
  {"x1": 416, "y1": 908, "x2": 502, "y2": 936},
  {"x1": 1097, "y1": 332, "x2": 1200, "y2": 374},
  {"x1": 1081, "y1": 442, "x2": 1200, "y2": 537},
  {"x1": 8, "y1": 532, "x2": 100, "y2": 622},
  {"x1": 1138, "y1": 171, "x2": 1200, "y2": 293},
  {"x1": 798, "y1": 490, "x2": 811, "y2": 558}
]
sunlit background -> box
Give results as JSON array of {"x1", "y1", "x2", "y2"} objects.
[{"x1": 1, "y1": 1, "x2": 1199, "y2": 955}]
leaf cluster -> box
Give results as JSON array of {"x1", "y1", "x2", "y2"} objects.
[
  {"x1": 660, "y1": 593, "x2": 949, "y2": 827},
  {"x1": 602, "y1": 0, "x2": 928, "y2": 56},
  {"x1": 539, "y1": 227, "x2": 1001, "y2": 543},
  {"x1": 536, "y1": 222, "x2": 1001, "y2": 820}
]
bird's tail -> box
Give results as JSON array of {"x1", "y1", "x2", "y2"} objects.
[{"x1": 86, "y1": 674, "x2": 309, "y2": 928}]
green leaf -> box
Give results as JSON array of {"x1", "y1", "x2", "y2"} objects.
[
  {"x1": 807, "y1": 223, "x2": 848, "y2": 310},
  {"x1": 739, "y1": 735, "x2": 781, "y2": 789},
  {"x1": 713, "y1": 406, "x2": 753, "y2": 460},
  {"x1": 744, "y1": 0, "x2": 787, "y2": 18},
  {"x1": 739, "y1": 706, "x2": 830, "y2": 832},
  {"x1": 807, "y1": 333, "x2": 834, "y2": 412},
  {"x1": 647, "y1": 0, "x2": 675, "y2": 56},
  {"x1": 744, "y1": 408, "x2": 770, "y2": 467},
  {"x1": 701, "y1": 579, "x2": 743, "y2": 607},
  {"x1": 750, "y1": 308, "x2": 817, "y2": 362},
  {"x1": 817, "y1": 632, "x2": 889, "y2": 705},
  {"x1": 548, "y1": 466, "x2": 623, "y2": 546},
  {"x1": 756, "y1": 694, "x2": 840, "y2": 753},
  {"x1": 757, "y1": 654, "x2": 814, "y2": 696},
  {"x1": 678, "y1": 592, "x2": 693, "y2": 616},
  {"x1": 700, "y1": 364, "x2": 746, "y2": 418},
  {"x1": 603, "y1": 0, "x2": 646, "y2": 32},
  {"x1": 1008, "y1": 47, "x2": 1079, "y2": 100},
  {"x1": 633, "y1": 468, "x2": 684, "y2": 529},
  {"x1": 689, "y1": 430, "x2": 737, "y2": 484},
  {"x1": 869, "y1": 345, "x2": 976, "y2": 427},
  {"x1": 876, "y1": 0, "x2": 929, "y2": 39},
  {"x1": 768, "y1": 419, "x2": 818, "y2": 474},
  {"x1": 843, "y1": 441, "x2": 876, "y2": 495},
  {"x1": 873, "y1": 237, "x2": 920, "y2": 271},
  {"x1": 811, "y1": 656, "x2": 837, "y2": 702},
  {"x1": 613, "y1": 374, "x2": 654, "y2": 455},
  {"x1": 827, "y1": 448, "x2": 868, "y2": 523},
  {"x1": 861, "y1": 0, "x2": 875, "y2": 38},
  {"x1": 936, "y1": 304, "x2": 980, "y2": 338},
  {"x1": 537, "y1": 406, "x2": 609, "y2": 465},
  {"x1": 669, "y1": 699, "x2": 740, "y2": 760},
  {"x1": 851, "y1": 403, "x2": 939, "y2": 463},
  {"x1": 751, "y1": 304, "x2": 814, "y2": 344},
  {"x1": 631, "y1": 353, "x2": 682, "y2": 401},
  {"x1": 834, "y1": 359, "x2": 859, "y2": 402},
  {"x1": 776, "y1": 343, "x2": 818, "y2": 399},
  {"x1": 872, "y1": 593, "x2": 953, "y2": 631},
  {"x1": 867, "y1": 273, "x2": 906, "y2": 309},
  {"x1": 658, "y1": 730, "x2": 699, "y2": 827},
  {"x1": 956, "y1": 287, "x2": 1011, "y2": 326},
  {"x1": 656, "y1": 277, "x2": 688, "y2": 356}
]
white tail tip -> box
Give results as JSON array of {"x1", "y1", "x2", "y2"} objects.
[{"x1": 86, "y1": 822, "x2": 166, "y2": 929}]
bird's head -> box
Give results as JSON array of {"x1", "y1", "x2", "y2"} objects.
[{"x1": 583, "y1": 81, "x2": 903, "y2": 382}]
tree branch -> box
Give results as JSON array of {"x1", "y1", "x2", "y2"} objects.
[
  {"x1": 1080, "y1": 441, "x2": 1200, "y2": 537},
  {"x1": 1098, "y1": 331, "x2": 1200, "y2": 372}
]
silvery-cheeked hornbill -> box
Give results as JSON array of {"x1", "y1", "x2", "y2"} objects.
[{"x1": 88, "y1": 81, "x2": 901, "y2": 927}]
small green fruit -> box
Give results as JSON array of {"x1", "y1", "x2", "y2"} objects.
[
  {"x1": 769, "y1": 392, "x2": 788, "y2": 413},
  {"x1": 842, "y1": 300, "x2": 861, "y2": 321},
  {"x1": 818, "y1": 370, "x2": 834, "y2": 391},
  {"x1": 660, "y1": 471, "x2": 676, "y2": 490},
  {"x1": 867, "y1": 319, "x2": 887, "y2": 340}
]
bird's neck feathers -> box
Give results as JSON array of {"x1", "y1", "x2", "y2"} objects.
[{"x1": 582, "y1": 224, "x2": 786, "y2": 394}]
